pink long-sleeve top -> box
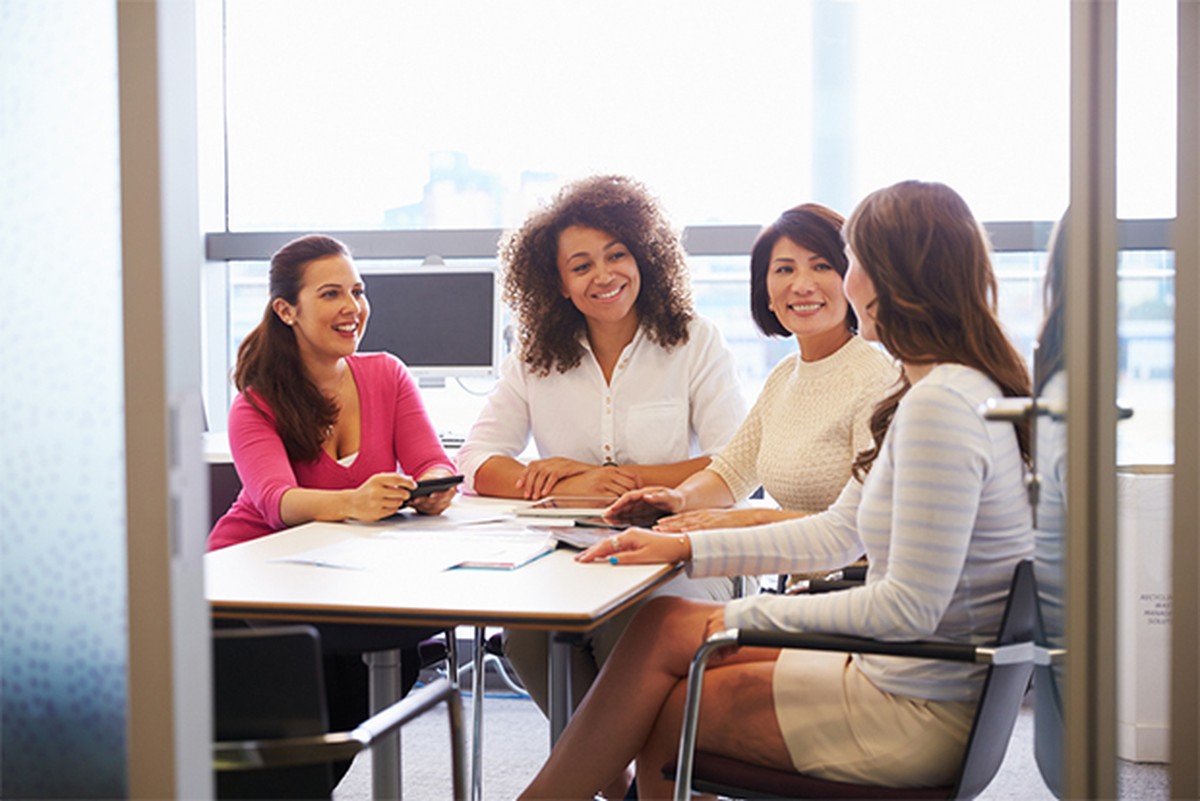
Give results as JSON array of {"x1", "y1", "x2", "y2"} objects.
[{"x1": 208, "y1": 352, "x2": 454, "y2": 550}]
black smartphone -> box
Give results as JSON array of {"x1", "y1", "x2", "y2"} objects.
[
  {"x1": 406, "y1": 475, "x2": 464, "y2": 500},
  {"x1": 572, "y1": 518, "x2": 626, "y2": 530},
  {"x1": 575, "y1": 513, "x2": 664, "y2": 529}
]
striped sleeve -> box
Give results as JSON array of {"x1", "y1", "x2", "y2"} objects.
[
  {"x1": 687, "y1": 478, "x2": 865, "y2": 579},
  {"x1": 720, "y1": 377, "x2": 993, "y2": 639}
]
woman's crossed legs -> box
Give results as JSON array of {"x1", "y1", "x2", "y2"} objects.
[{"x1": 520, "y1": 595, "x2": 793, "y2": 800}]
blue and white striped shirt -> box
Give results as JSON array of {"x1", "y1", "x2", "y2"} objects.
[{"x1": 688, "y1": 363, "x2": 1033, "y2": 701}]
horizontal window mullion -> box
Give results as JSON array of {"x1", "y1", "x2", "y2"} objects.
[{"x1": 205, "y1": 219, "x2": 1175, "y2": 263}]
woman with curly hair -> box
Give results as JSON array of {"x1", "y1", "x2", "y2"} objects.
[
  {"x1": 519, "y1": 181, "x2": 1034, "y2": 799},
  {"x1": 457, "y1": 174, "x2": 745, "y2": 500},
  {"x1": 456, "y1": 176, "x2": 745, "y2": 794}
]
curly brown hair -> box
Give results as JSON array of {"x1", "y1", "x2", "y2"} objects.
[{"x1": 500, "y1": 174, "x2": 694, "y2": 376}]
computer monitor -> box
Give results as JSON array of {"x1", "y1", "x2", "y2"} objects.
[{"x1": 357, "y1": 270, "x2": 501, "y2": 378}]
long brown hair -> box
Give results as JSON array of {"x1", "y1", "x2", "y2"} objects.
[
  {"x1": 233, "y1": 234, "x2": 350, "y2": 463},
  {"x1": 845, "y1": 181, "x2": 1032, "y2": 478},
  {"x1": 500, "y1": 175, "x2": 693, "y2": 376}
]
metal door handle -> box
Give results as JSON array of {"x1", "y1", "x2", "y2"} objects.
[{"x1": 978, "y1": 396, "x2": 1131, "y2": 422}]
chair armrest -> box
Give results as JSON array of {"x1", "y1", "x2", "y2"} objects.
[
  {"x1": 841, "y1": 565, "x2": 868, "y2": 582},
  {"x1": 214, "y1": 730, "x2": 367, "y2": 771},
  {"x1": 788, "y1": 578, "x2": 864, "y2": 595},
  {"x1": 734, "y1": 629, "x2": 1032, "y2": 665},
  {"x1": 354, "y1": 676, "x2": 461, "y2": 744},
  {"x1": 214, "y1": 678, "x2": 464, "y2": 773},
  {"x1": 736, "y1": 630, "x2": 975, "y2": 662}
]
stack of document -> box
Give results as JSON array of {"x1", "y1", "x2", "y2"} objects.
[{"x1": 272, "y1": 518, "x2": 556, "y2": 572}]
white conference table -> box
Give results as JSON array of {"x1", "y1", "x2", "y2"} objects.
[{"x1": 205, "y1": 498, "x2": 680, "y2": 800}]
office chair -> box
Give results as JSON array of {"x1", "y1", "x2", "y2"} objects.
[
  {"x1": 665, "y1": 560, "x2": 1036, "y2": 801},
  {"x1": 213, "y1": 625, "x2": 467, "y2": 800},
  {"x1": 426, "y1": 631, "x2": 525, "y2": 695},
  {"x1": 1031, "y1": 583, "x2": 1065, "y2": 798},
  {"x1": 781, "y1": 563, "x2": 868, "y2": 595}
]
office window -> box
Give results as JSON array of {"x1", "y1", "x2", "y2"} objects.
[
  {"x1": 1117, "y1": 249, "x2": 1174, "y2": 465},
  {"x1": 208, "y1": 1, "x2": 1175, "y2": 464},
  {"x1": 221, "y1": 0, "x2": 1070, "y2": 230}
]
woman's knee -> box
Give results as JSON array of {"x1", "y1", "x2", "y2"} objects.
[
  {"x1": 626, "y1": 596, "x2": 700, "y2": 640},
  {"x1": 503, "y1": 628, "x2": 550, "y2": 705},
  {"x1": 622, "y1": 596, "x2": 719, "y2": 667}
]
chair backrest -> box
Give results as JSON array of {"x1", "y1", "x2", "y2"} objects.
[
  {"x1": 952, "y1": 560, "x2": 1036, "y2": 799},
  {"x1": 213, "y1": 625, "x2": 334, "y2": 800}
]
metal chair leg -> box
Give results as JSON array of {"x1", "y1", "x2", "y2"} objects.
[
  {"x1": 672, "y1": 630, "x2": 740, "y2": 801},
  {"x1": 471, "y1": 627, "x2": 485, "y2": 801}
]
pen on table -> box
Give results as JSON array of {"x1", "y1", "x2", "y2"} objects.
[{"x1": 303, "y1": 559, "x2": 366, "y2": 571}]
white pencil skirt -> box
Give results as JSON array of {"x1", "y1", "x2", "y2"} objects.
[{"x1": 772, "y1": 649, "x2": 976, "y2": 788}]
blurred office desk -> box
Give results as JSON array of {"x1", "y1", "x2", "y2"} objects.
[{"x1": 205, "y1": 501, "x2": 680, "y2": 800}]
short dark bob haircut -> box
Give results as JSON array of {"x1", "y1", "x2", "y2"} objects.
[{"x1": 748, "y1": 203, "x2": 856, "y2": 337}]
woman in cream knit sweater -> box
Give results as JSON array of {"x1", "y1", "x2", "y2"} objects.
[{"x1": 608, "y1": 203, "x2": 899, "y2": 532}]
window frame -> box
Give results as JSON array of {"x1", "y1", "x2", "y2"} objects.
[{"x1": 202, "y1": 219, "x2": 1175, "y2": 435}]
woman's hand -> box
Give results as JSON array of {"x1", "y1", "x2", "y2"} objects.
[
  {"x1": 516, "y1": 457, "x2": 594, "y2": 499},
  {"x1": 654, "y1": 507, "x2": 765, "y2": 533},
  {"x1": 575, "y1": 527, "x2": 691, "y2": 565},
  {"x1": 600, "y1": 489, "x2": 686, "y2": 525},
  {"x1": 551, "y1": 466, "x2": 641, "y2": 499},
  {"x1": 348, "y1": 472, "x2": 416, "y2": 521},
  {"x1": 604, "y1": 486, "x2": 683, "y2": 523},
  {"x1": 408, "y1": 470, "x2": 457, "y2": 516},
  {"x1": 701, "y1": 606, "x2": 740, "y2": 664},
  {"x1": 702, "y1": 606, "x2": 728, "y2": 641}
]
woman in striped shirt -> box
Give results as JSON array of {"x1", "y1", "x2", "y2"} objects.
[{"x1": 519, "y1": 180, "x2": 1035, "y2": 799}]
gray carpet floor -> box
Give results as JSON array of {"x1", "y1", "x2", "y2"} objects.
[{"x1": 332, "y1": 690, "x2": 1169, "y2": 800}]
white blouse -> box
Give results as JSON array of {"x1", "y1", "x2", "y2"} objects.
[{"x1": 456, "y1": 316, "x2": 747, "y2": 493}]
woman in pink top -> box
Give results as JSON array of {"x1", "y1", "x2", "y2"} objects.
[{"x1": 209, "y1": 233, "x2": 457, "y2": 551}]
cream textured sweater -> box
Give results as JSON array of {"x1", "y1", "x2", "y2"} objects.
[{"x1": 708, "y1": 335, "x2": 899, "y2": 513}]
